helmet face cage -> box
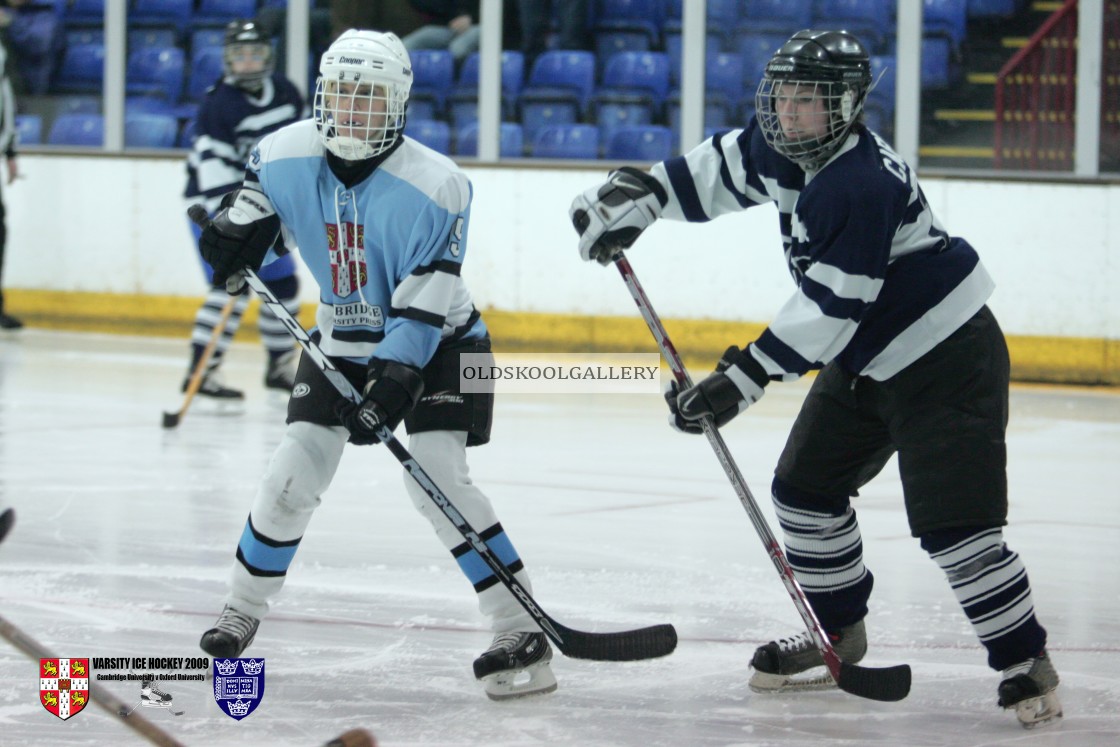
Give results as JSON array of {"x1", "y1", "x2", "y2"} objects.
[
  {"x1": 314, "y1": 30, "x2": 412, "y2": 160},
  {"x1": 755, "y1": 76, "x2": 865, "y2": 169},
  {"x1": 223, "y1": 21, "x2": 274, "y2": 87}
]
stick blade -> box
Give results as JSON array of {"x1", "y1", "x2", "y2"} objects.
[
  {"x1": 321, "y1": 728, "x2": 376, "y2": 747},
  {"x1": 836, "y1": 661, "x2": 911, "y2": 702},
  {"x1": 161, "y1": 411, "x2": 180, "y2": 429},
  {"x1": 554, "y1": 622, "x2": 678, "y2": 661}
]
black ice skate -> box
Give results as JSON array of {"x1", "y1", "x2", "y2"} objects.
[
  {"x1": 0, "y1": 313, "x2": 23, "y2": 330},
  {"x1": 998, "y1": 651, "x2": 1062, "y2": 728},
  {"x1": 472, "y1": 631, "x2": 557, "y2": 701},
  {"x1": 264, "y1": 349, "x2": 297, "y2": 392},
  {"x1": 183, "y1": 367, "x2": 244, "y2": 401},
  {"x1": 140, "y1": 680, "x2": 173, "y2": 708},
  {"x1": 200, "y1": 605, "x2": 259, "y2": 658},
  {"x1": 749, "y1": 619, "x2": 867, "y2": 693},
  {"x1": 0, "y1": 507, "x2": 13, "y2": 543}
]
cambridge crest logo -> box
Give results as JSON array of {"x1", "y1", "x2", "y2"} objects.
[
  {"x1": 39, "y1": 658, "x2": 90, "y2": 720},
  {"x1": 213, "y1": 657, "x2": 265, "y2": 720}
]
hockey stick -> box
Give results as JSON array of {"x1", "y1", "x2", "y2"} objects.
[
  {"x1": 0, "y1": 611, "x2": 185, "y2": 747},
  {"x1": 614, "y1": 256, "x2": 911, "y2": 702},
  {"x1": 161, "y1": 293, "x2": 238, "y2": 428},
  {"x1": 187, "y1": 205, "x2": 677, "y2": 662}
]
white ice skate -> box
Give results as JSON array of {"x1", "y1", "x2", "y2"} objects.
[{"x1": 472, "y1": 631, "x2": 557, "y2": 701}]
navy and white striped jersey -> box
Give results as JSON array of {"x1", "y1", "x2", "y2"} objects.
[
  {"x1": 246, "y1": 120, "x2": 486, "y2": 368},
  {"x1": 184, "y1": 75, "x2": 306, "y2": 212},
  {"x1": 650, "y1": 120, "x2": 994, "y2": 381}
]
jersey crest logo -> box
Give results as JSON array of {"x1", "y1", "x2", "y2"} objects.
[
  {"x1": 212, "y1": 658, "x2": 266, "y2": 720},
  {"x1": 326, "y1": 222, "x2": 368, "y2": 297},
  {"x1": 39, "y1": 658, "x2": 90, "y2": 720}
]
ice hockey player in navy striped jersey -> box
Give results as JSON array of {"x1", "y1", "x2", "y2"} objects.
[
  {"x1": 195, "y1": 29, "x2": 556, "y2": 701},
  {"x1": 570, "y1": 29, "x2": 1060, "y2": 729},
  {"x1": 182, "y1": 19, "x2": 307, "y2": 402}
]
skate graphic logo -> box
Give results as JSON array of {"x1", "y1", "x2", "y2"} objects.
[
  {"x1": 326, "y1": 222, "x2": 367, "y2": 296},
  {"x1": 39, "y1": 658, "x2": 90, "y2": 720},
  {"x1": 213, "y1": 658, "x2": 266, "y2": 720}
]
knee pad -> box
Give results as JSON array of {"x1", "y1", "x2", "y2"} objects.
[
  {"x1": 402, "y1": 431, "x2": 469, "y2": 509},
  {"x1": 259, "y1": 422, "x2": 347, "y2": 516}
]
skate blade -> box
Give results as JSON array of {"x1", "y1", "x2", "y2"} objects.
[
  {"x1": 1011, "y1": 691, "x2": 1063, "y2": 729},
  {"x1": 481, "y1": 661, "x2": 558, "y2": 701},
  {"x1": 748, "y1": 667, "x2": 837, "y2": 694}
]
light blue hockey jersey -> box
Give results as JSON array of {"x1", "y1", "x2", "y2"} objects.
[{"x1": 245, "y1": 120, "x2": 486, "y2": 368}]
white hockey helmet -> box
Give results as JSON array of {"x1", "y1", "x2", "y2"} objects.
[{"x1": 314, "y1": 29, "x2": 413, "y2": 160}]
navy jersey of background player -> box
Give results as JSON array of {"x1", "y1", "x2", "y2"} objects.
[{"x1": 185, "y1": 75, "x2": 306, "y2": 213}]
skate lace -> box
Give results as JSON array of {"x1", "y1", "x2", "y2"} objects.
[
  {"x1": 486, "y1": 631, "x2": 526, "y2": 654},
  {"x1": 774, "y1": 631, "x2": 816, "y2": 654},
  {"x1": 215, "y1": 606, "x2": 256, "y2": 638}
]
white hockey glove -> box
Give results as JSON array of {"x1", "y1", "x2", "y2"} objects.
[
  {"x1": 569, "y1": 166, "x2": 668, "y2": 265},
  {"x1": 666, "y1": 345, "x2": 769, "y2": 434}
]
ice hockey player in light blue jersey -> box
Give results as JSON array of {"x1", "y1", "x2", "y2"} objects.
[
  {"x1": 195, "y1": 29, "x2": 556, "y2": 701},
  {"x1": 570, "y1": 29, "x2": 1060, "y2": 729}
]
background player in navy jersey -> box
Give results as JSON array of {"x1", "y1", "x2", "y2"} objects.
[
  {"x1": 181, "y1": 19, "x2": 307, "y2": 402},
  {"x1": 569, "y1": 29, "x2": 1060, "y2": 728},
  {"x1": 194, "y1": 29, "x2": 556, "y2": 701}
]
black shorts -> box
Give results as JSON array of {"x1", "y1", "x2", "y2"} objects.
[
  {"x1": 286, "y1": 336, "x2": 494, "y2": 447},
  {"x1": 774, "y1": 306, "x2": 1010, "y2": 536}
]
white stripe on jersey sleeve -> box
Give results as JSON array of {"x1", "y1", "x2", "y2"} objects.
[
  {"x1": 391, "y1": 269, "x2": 458, "y2": 321},
  {"x1": 804, "y1": 262, "x2": 884, "y2": 304},
  {"x1": 236, "y1": 105, "x2": 299, "y2": 137},
  {"x1": 651, "y1": 130, "x2": 760, "y2": 221},
  {"x1": 767, "y1": 290, "x2": 860, "y2": 372}
]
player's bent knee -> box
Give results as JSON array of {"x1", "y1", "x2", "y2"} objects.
[
  {"x1": 261, "y1": 422, "x2": 347, "y2": 512},
  {"x1": 403, "y1": 430, "x2": 468, "y2": 506}
]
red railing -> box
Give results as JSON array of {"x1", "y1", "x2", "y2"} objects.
[
  {"x1": 1103, "y1": 2, "x2": 1120, "y2": 172},
  {"x1": 994, "y1": 0, "x2": 1078, "y2": 170}
]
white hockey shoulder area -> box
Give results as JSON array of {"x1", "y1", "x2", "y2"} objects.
[
  {"x1": 253, "y1": 119, "x2": 324, "y2": 166},
  {"x1": 384, "y1": 138, "x2": 471, "y2": 214}
]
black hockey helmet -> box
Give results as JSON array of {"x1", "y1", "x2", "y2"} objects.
[
  {"x1": 754, "y1": 30, "x2": 873, "y2": 169},
  {"x1": 222, "y1": 19, "x2": 274, "y2": 89}
]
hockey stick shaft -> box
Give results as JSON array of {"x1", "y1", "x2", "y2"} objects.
[
  {"x1": 162, "y1": 293, "x2": 238, "y2": 429},
  {"x1": 614, "y1": 256, "x2": 909, "y2": 701},
  {"x1": 0, "y1": 611, "x2": 185, "y2": 747},
  {"x1": 187, "y1": 206, "x2": 675, "y2": 662}
]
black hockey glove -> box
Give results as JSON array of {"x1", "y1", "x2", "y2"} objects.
[
  {"x1": 569, "y1": 166, "x2": 668, "y2": 265},
  {"x1": 198, "y1": 188, "x2": 281, "y2": 291},
  {"x1": 667, "y1": 345, "x2": 769, "y2": 434},
  {"x1": 335, "y1": 358, "x2": 425, "y2": 446}
]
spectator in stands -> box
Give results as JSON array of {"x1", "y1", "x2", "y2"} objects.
[
  {"x1": 181, "y1": 20, "x2": 307, "y2": 401},
  {"x1": 402, "y1": 1, "x2": 480, "y2": 64},
  {"x1": 255, "y1": 0, "x2": 334, "y2": 74},
  {"x1": 0, "y1": 37, "x2": 19, "y2": 330},
  {"x1": 0, "y1": 0, "x2": 61, "y2": 95},
  {"x1": 518, "y1": 0, "x2": 588, "y2": 69}
]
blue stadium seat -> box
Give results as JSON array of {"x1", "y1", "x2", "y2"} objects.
[
  {"x1": 868, "y1": 55, "x2": 896, "y2": 112},
  {"x1": 594, "y1": 30, "x2": 653, "y2": 74},
  {"x1": 53, "y1": 43, "x2": 105, "y2": 93},
  {"x1": 187, "y1": 46, "x2": 225, "y2": 101},
  {"x1": 125, "y1": 112, "x2": 180, "y2": 148},
  {"x1": 65, "y1": 0, "x2": 105, "y2": 26},
  {"x1": 920, "y1": 35, "x2": 956, "y2": 90},
  {"x1": 47, "y1": 113, "x2": 103, "y2": 146},
  {"x1": 663, "y1": 29, "x2": 724, "y2": 87},
  {"x1": 15, "y1": 114, "x2": 42, "y2": 145},
  {"x1": 409, "y1": 98, "x2": 440, "y2": 124},
  {"x1": 65, "y1": 28, "x2": 102, "y2": 47},
  {"x1": 410, "y1": 49, "x2": 456, "y2": 113},
  {"x1": 126, "y1": 95, "x2": 179, "y2": 115},
  {"x1": 130, "y1": 27, "x2": 178, "y2": 51},
  {"x1": 126, "y1": 46, "x2": 186, "y2": 101},
  {"x1": 519, "y1": 50, "x2": 596, "y2": 116},
  {"x1": 520, "y1": 101, "x2": 579, "y2": 144},
  {"x1": 598, "y1": 51, "x2": 670, "y2": 105},
  {"x1": 190, "y1": 28, "x2": 228, "y2": 53},
  {"x1": 605, "y1": 125, "x2": 673, "y2": 161},
  {"x1": 735, "y1": 31, "x2": 789, "y2": 88},
  {"x1": 405, "y1": 119, "x2": 451, "y2": 154},
  {"x1": 595, "y1": 0, "x2": 661, "y2": 45},
  {"x1": 55, "y1": 94, "x2": 101, "y2": 114},
  {"x1": 667, "y1": 97, "x2": 731, "y2": 136},
  {"x1": 705, "y1": 52, "x2": 744, "y2": 109},
  {"x1": 742, "y1": 0, "x2": 813, "y2": 34},
  {"x1": 193, "y1": 0, "x2": 259, "y2": 28},
  {"x1": 924, "y1": 0, "x2": 968, "y2": 50},
  {"x1": 595, "y1": 99, "x2": 654, "y2": 144},
  {"x1": 813, "y1": 0, "x2": 896, "y2": 53},
  {"x1": 131, "y1": 0, "x2": 193, "y2": 32},
  {"x1": 967, "y1": 0, "x2": 1024, "y2": 19},
  {"x1": 531, "y1": 124, "x2": 599, "y2": 159},
  {"x1": 454, "y1": 122, "x2": 524, "y2": 158},
  {"x1": 448, "y1": 51, "x2": 524, "y2": 121}
]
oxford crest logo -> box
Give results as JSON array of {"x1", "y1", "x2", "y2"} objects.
[
  {"x1": 39, "y1": 658, "x2": 90, "y2": 720},
  {"x1": 213, "y1": 657, "x2": 266, "y2": 720}
]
